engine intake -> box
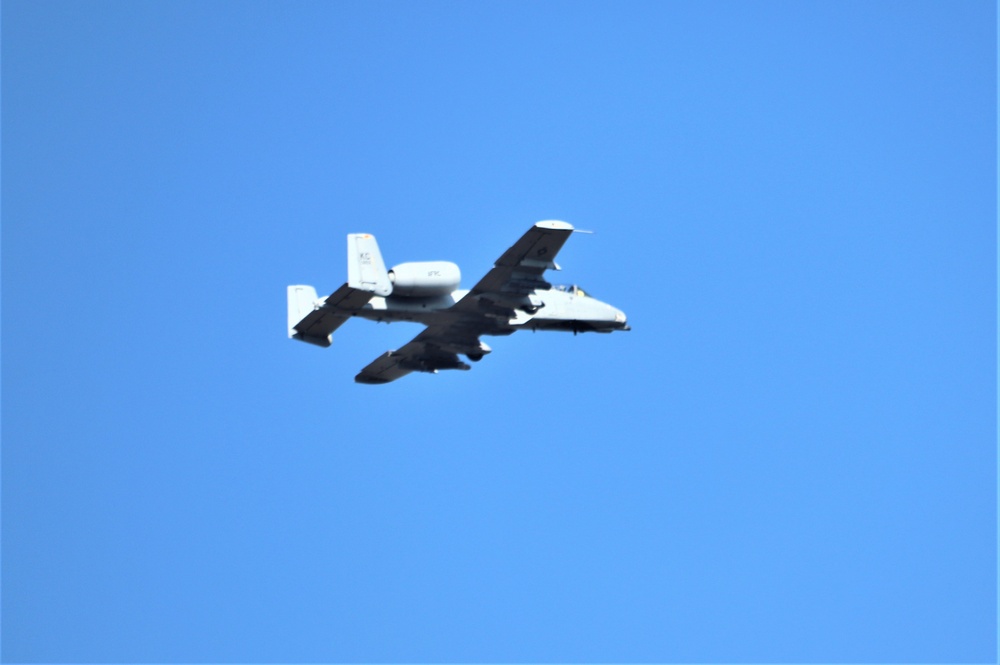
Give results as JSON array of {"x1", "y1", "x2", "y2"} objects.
[{"x1": 388, "y1": 261, "x2": 461, "y2": 297}]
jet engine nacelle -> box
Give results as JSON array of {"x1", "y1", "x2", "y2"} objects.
[{"x1": 388, "y1": 261, "x2": 461, "y2": 297}]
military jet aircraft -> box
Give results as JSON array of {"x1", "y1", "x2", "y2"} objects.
[{"x1": 287, "y1": 220, "x2": 630, "y2": 384}]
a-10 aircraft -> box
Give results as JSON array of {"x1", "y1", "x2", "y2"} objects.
[{"x1": 287, "y1": 220, "x2": 630, "y2": 384}]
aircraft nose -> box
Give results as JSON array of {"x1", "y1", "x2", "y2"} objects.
[{"x1": 613, "y1": 308, "x2": 630, "y2": 330}]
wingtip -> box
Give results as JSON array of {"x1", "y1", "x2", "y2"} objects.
[
  {"x1": 355, "y1": 374, "x2": 390, "y2": 385},
  {"x1": 534, "y1": 220, "x2": 574, "y2": 231}
]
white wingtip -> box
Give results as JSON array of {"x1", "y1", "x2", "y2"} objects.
[{"x1": 534, "y1": 220, "x2": 574, "y2": 231}]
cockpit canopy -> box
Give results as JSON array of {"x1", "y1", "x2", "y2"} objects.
[{"x1": 553, "y1": 284, "x2": 592, "y2": 298}]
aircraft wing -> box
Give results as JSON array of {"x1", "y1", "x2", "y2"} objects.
[
  {"x1": 455, "y1": 220, "x2": 575, "y2": 310},
  {"x1": 354, "y1": 325, "x2": 481, "y2": 384},
  {"x1": 355, "y1": 221, "x2": 576, "y2": 383}
]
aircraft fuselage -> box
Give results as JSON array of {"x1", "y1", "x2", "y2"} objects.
[{"x1": 347, "y1": 287, "x2": 629, "y2": 335}]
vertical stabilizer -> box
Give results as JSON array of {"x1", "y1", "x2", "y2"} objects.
[
  {"x1": 347, "y1": 233, "x2": 393, "y2": 296},
  {"x1": 287, "y1": 285, "x2": 320, "y2": 339}
]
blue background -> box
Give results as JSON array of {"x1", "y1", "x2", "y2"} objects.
[{"x1": 3, "y1": 1, "x2": 996, "y2": 662}]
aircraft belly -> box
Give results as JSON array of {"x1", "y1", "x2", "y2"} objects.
[
  {"x1": 355, "y1": 308, "x2": 453, "y2": 326},
  {"x1": 520, "y1": 296, "x2": 623, "y2": 332},
  {"x1": 524, "y1": 318, "x2": 609, "y2": 333},
  {"x1": 352, "y1": 294, "x2": 459, "y2": 325}
]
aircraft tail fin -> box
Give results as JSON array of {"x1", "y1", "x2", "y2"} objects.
[
  {"x1": 287, "y1": 285, "x2": 323, "y2": 341},
  {"x1": 287, "y1": 233, "x2": 389, "y2": 348},
  {"x1": 347, "y1": 233, "x2": 393, "y2": 296}
]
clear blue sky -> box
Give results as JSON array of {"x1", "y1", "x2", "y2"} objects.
[{"x1": 2, "y1": 1, "x2": 996, "y2": 662}]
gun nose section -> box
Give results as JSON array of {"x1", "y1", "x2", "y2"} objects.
[{"x1": 613, "y1": 308, "x2": 630, "y2": 331}]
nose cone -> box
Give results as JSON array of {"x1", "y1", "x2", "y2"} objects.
[{"x1": 613, "y1": 307, "x2": 630, "y2": 331}]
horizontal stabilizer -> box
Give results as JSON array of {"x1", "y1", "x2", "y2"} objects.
[{"x1": 287, "y1": 283, "x2": 374, "y2": 347}]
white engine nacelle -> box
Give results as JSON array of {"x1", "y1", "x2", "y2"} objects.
[{"x1": 388, "y1": 261, "x2": 461, "y2": 297}]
